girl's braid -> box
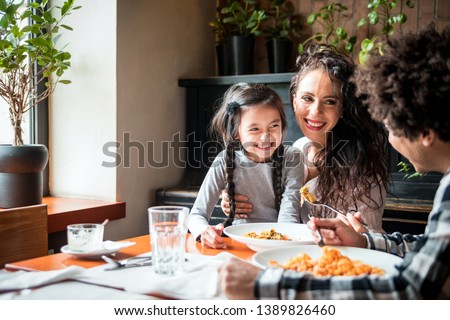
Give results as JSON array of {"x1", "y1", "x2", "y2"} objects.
[
  {"x1": 224, "y1": 142, "x2": 237, "y2": 226},
  {"x1": 271, "y1": 145, "x2": 285, "y2": 212}
]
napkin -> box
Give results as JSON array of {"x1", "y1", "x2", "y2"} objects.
[
  {"x1": 1, "y1": 281, "x2": 156, "y2": 300},
  {"x1": 76, "y1": 252, "x2": 234, "y2": 299},
  {"x1": 0, "y1": 266, "x2": 85, "y2": 293},
  {"x1": 127, "y1": 252, "x2": 233, "y2": 299},
  {"x1": 102, "y1": 240, "x2": 135, "y2": 250}
]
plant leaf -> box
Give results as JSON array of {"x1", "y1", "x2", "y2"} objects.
[
  {"x1": 357, "y1": 18, "x2": 367, "y2": 27},
  {"x1": 61, "y1": 24, "x2": 73, "y2": 31}
]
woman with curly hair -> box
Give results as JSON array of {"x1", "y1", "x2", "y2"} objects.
[{"x1": 222, "y1": 44, "x2": 390, "y2": 233}]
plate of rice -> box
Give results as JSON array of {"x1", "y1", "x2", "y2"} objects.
[{"x1": 252, "y1": 245, "x2": 403, "y2": 277}]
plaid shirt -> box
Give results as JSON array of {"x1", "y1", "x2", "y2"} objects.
[{"x1": 256, "y1": 168, "x2": 450, "y2": 299}]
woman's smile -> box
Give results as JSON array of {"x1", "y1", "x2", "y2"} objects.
[
  {"x1": 304, "y1": 118, "x2": 327, "y2": 130},
  {"x1": 292, "y1": 69, "x2": 342, "y2": 145}
]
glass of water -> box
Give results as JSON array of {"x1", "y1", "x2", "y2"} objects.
[{"x1": 148, "y1": 206, "x2": 189, "y2": 276}]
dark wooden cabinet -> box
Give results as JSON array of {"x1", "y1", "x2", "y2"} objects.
[{"x1": 156, "y1": 74, "x2": 440, "y2": 233}]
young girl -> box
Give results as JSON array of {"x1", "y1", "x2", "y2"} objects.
[{"x1": 187, "y1": 83, "x2": 305, "y2": 248}]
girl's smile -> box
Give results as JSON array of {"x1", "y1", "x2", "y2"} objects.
[{"x1": 237, "y1": 105, "x2": 283, "y2": 163}]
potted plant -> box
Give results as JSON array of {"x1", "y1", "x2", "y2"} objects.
[
  {"x1": 298, "y1": 2, "x2": 357, "y2": 55},
  {"x1": 263, "y1": 0, "x2": 302, "y2": 73},
  {"x1": 0, "y1": 0, "x2": 79, "y2": 208},
  {"x1": 357, "y1": 0, "x2": 414, "y2": 64},
  {"x1": 217, "y1": 0, "x2": 267, "y2": 75},
  {"x1": 209, "y1": 3, "x2": 231, "y2": 75}
]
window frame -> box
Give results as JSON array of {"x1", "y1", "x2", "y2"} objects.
[{"x1": 30, "y1": 0, "x2": 49, "y2": 196}]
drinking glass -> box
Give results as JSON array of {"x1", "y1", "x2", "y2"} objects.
[{"x1": 148, "y1": 206, "x2": 189, "y2": 276}]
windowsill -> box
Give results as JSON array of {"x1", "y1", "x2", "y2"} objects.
[{"x1": 43, "y1": 197, "x2": 126, "y2": 233}]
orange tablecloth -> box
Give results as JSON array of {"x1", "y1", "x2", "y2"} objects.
[{"x1": 5, "y1": 234, "x2": 255, "y2": 272}]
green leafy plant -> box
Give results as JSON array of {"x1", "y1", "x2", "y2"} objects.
[
  {"x1": 208, "y1": 3, "x2": 231, "y2": 43},
  {"x1": 298, "y1": 2, "x2": 356, "y2": 54},
  {"x1": 397, "y1": 161, "x2": 424, "y2": 179},
  {"x1": 220, "y1": 0, "x2": 267, "y2": 37},
  {"x1": 0, "y1": 0, "x2": 80, "y2": 146},
  {"x1": 358, "y1": 0, "x2": 414, "y2": 64},
  {"x1": 263, "y1": 0, "x2": 302, "y2": 40}
]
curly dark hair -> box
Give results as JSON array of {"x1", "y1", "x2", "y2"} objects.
[
  {"x1": 290, "y1": 44, "x2": 390, "y2": 211},
  {"x1": 354, "y1": 23, "x2": 450, "y2": 142},
  {"x1": 210, "y1": 83, "x2": 288, "y2": 224}
]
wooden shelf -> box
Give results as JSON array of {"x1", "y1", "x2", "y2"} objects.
[{"x1": 44, "y1": 197, "x2": 126, "y2": 233}]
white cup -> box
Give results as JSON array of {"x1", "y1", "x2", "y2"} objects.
[
  {"x1": 67, "y1": 223, "x2": 104, "y2": 252},
  {"x1": 148, "y1": 206, "x2": 189, "y2": 276}
]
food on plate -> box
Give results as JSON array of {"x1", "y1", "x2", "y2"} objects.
[
  {"x1": 300, "y1": 185, "x2": 316, "y2": 206},
  {"x1": 244, "y1": 229, "x2": 290, "y2": 240},
  {"x1": 269, "y1": 246, "x2": 385, "y2": 276}
]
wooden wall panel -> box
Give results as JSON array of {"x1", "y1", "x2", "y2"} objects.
[
  {"x1": 437, "y1": 0, "x2": 450, "y2": 19},
  {"x1": 402, "y1": 0, "x2": 420, "y2": 32},
  {"x1": 436, "y1": 0, "x2": 450, "y2": 30},
  {"x1": 418, "y1": 0, "x2": 436, "y2": 27}
]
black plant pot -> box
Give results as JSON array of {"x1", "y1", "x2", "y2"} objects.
[
  {"x1": 267, "y1": 38, "x2": 294, "y2": 73},
  {"x1": 215, "y1": 42, "x2": 230, "y2": 76},
  {"x1": 227, "y1": 35, "x2": 255, "y2": 75},
  {"x1": 0, "y1": 144, "x2": 49, "y2": 208}
]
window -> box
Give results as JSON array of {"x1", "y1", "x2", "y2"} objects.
[
  {"x1": 0, "y1": 0, "x2": 31, "y2": 145},
  {"x1": 0, "y1": 108, "x2": 31, "y2": 145}
]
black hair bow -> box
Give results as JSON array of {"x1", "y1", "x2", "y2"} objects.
[{"x1": 226, "y1": 101, "x2": 240, "y2": 115}]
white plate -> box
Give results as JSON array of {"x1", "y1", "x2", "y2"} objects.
[
  {"x1": 252, "y1": 245, "x2": 403, "y2": 276},
  {"x1": 61, "y1": 241, "x2": 136, "y2": 259},
  {"x1": 223, "y1": 223, "x2": 314, "y2": 252}
]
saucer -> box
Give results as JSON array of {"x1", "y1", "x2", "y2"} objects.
[{"x1": 61, "y1": 241, "x2": 136, "y2": 259}]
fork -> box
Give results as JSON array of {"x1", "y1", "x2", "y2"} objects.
[
  {"x1": 101, "y1": 255, "x2": 152, "y2": 270},
  {"x1": 304, "y1": 199, "x2": 342, "y2": 217},
  {"x1": 303, "y1": 198, "x2": 368, "y2": 228}
]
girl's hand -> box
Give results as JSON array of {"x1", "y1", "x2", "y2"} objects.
[
  {"x1": 200, "y1": 224, "x2": 227, "y2": 249},
  {"x1": 307, "y1": 217, "x2": 367, "y2": 248},
  {"x1": 221, "y1": 190, "x2": 253, "y2": 219}
]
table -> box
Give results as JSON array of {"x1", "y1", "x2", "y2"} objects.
[{"x1": 5, "y1": 234, "x2": 255, "y2": 272}]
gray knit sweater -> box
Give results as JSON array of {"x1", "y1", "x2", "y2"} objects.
[{"x1": 187, "y1": 146, "x2": 305, "y2": 239}]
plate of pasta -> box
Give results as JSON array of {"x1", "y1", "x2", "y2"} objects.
[
  {"x1": 223, "y1": 223, "x2": 314, "y2": 252},
  {"x1": 252, "y1": 245, "x2": 403, "y2": 277}
]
